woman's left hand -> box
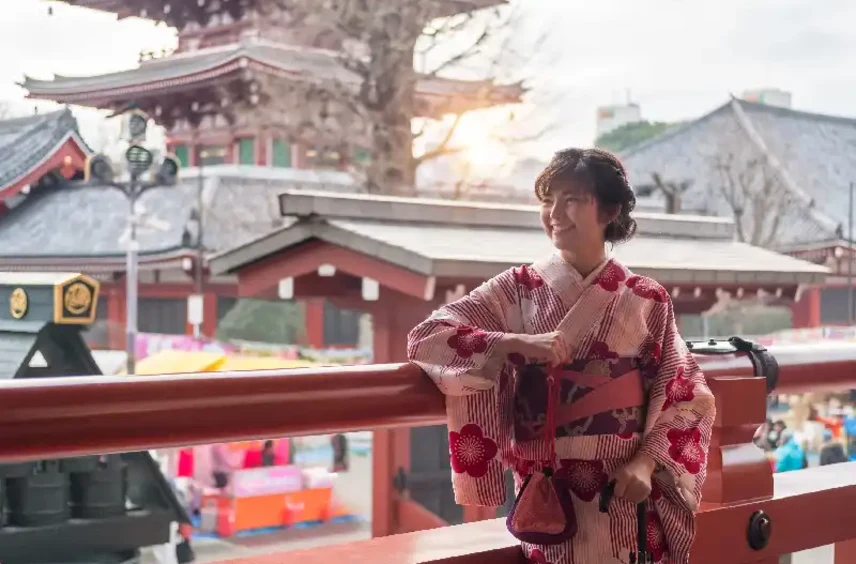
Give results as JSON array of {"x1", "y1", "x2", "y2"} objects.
[{"x1": 612, "y1": 453, "x2": 657, "y2": 503}]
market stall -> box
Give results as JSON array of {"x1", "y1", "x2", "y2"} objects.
[{"x1": 133, "y1": 349, "x2": 359, "y2": 537}]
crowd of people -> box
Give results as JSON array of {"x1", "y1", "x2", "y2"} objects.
[{"x1": 755, "y1": 417, "x2": 850, "y2": 472}]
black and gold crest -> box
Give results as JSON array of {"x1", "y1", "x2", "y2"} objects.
[{"x1": 53, "y1": 275, "x2": 99, "y2": 324}]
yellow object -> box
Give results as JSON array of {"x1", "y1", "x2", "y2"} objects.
[
  {"x1": 126, "y1": 349, "x2": 318, "y2": 376},
  {"x1": 217, "y1": 355, "x2": 316, "y2": 371},
  {"x1": 128, "y1": 350, "x2": 226, "y2": 376},
  {"x1": 9, "y1": 288, "x2": 28, "y2": 319}
]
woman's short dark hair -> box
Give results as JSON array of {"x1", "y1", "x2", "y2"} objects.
[{"x1": 534, "y1": 147, "x2": 637, "y2": 244}]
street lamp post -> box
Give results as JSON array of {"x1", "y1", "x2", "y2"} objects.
[
  {"x1": 84, "y1": 110, "x2": 180, "y2": 374},
  {"x1": 190, "y1": 146, "x2": 227, "y2": 338}
]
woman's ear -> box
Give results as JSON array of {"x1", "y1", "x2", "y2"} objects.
[{"x1": 600, "y1": 203, "x2": 621, "y2": 226}]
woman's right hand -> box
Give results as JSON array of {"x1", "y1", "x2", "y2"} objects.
[{"x1": 500, "y1": 332, "x2": 568, "y2": 365}]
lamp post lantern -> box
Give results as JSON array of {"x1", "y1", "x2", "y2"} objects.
[{"x1": 83, "y1": 110, "x2": 180, "y2": 374}]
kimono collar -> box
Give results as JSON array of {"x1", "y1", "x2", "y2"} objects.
[{"x1": 531, "y1": 253, "x2": 616, "y2": 309}]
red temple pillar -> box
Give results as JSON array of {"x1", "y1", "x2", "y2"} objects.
[
  {"x1": 304, "y1": 299, "x2": 325, "y2": 349},
  {"x1": 202, "y1": 292, "x2": 218, "y2": 337},
  {"x1": 106, "y1": 285, "x2": 125, "y2": 350},
  {"x1": 256, "y1": 132, "x2": 268, "y2": 166},
  {"x1": 792, "y1": 286, "x2": 821, "y2": 328},
  {"x1": 370, "y1": 293, "x2": 438, "y2": 537}
]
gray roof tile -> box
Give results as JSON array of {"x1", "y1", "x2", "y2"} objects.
[
  {"x1": 0, "y1": 108, "x2": 90, "y2": 191},
  {"x1": 0, "y1": 171, "x2": 357, "y2": 259},
  {"x1": 620, "y1": 99, "x2": 856, "y2": 246},
  {"x1": 23, "y1": 41, "x2": 522, "y2": 105},
  {"x1": 325, "y1": 218, "x2": 826, "y2": 279}
]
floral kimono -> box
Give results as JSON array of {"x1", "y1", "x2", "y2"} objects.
[{"x1": 407, "y1": 254, "x2": 715, "y2": 564}]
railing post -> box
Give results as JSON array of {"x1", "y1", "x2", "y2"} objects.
[{"x1": 702, "y1": 375, "x2": 773, "y2": 505}]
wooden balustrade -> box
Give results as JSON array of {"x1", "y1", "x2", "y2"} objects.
[{"x1": 0, "y1": 341, "x2": 855, "y2": 562}]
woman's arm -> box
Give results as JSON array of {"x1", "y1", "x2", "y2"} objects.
[
  {"x1": 407, "y1": 270, "x2": 521, "y2": 395},
  {"x1": 637, "y1": 299, "x2": 716, "y2": 512}
]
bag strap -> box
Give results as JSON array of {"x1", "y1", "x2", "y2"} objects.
[{"x1": 542, "y1": 366, "x2": 559, "y2": 467}]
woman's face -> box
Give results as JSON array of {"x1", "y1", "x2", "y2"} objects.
[{"x1": 539, "y1": 180, "x2": 608, "y2": 255}]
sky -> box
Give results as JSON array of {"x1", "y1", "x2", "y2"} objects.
[{"x1": 3, "y1": 0, "x2": 856, "y2": 155}]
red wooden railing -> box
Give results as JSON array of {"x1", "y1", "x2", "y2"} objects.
[{"x1": 0, "y1": 342, "x2": 855, "y2": 563}]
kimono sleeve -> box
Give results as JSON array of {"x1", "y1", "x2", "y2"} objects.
[
  {"x1": 407, "y1": 269, "x2": 520, "y2": 395},
  {"x1": 407, "y1": 269, "x2": 521, "y2": 508},
  {"x1": 638, "y1": 300, "x2": 716, "y2": 512}
]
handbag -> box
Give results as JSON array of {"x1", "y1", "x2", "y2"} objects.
[
  {"x1": 505, "y1": 267, "x2": 623, "y2": 545},
  {"x1": 505, "y1": 367, "x2": 577, "y2": 545}
]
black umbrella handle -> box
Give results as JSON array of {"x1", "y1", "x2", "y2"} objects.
[{"x1": 598, "y1": 481, "x2": 651, "y2": 563}]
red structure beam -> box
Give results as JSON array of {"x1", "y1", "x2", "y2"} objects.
[{"x1": 0, "y1": 342, "x2": 853, "y2": 463}]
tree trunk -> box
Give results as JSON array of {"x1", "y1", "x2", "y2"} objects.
[{"x1": 362, "y1": 23, "x2": 419, "y2": 196}]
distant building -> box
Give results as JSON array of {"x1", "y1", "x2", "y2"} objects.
[
  {"x1": 13, "y1": 0, "x2": 521, "y2": 349},
  {"x1": 596, "y1": 103, "x2": 643, "y2": 137},
  {"x1": 0, "y1": 109, "x2": 90, "y2": 215},
  {"x1": 741, "y1": 88, "x2": 793, "y2": 109},
  {"x1": 620, "y1": 95, "x2": 856, "y2": 328}
]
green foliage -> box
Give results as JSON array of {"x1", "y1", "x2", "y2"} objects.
[
  {"x1": 215, "y1": 298, "x2": 305, "y2": 345},
  {"x1": 678, "y1": 306, "x2": 793, "y2": 339},
  {"x1": 596, "y1": 121, "x2": 674, "y2": 152}
]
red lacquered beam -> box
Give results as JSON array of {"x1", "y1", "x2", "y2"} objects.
[
  {"x1": 0, "y1": 363, "x2": 445, "y2": 463},
  {"x1": 692, "y1": 342, "x2": 856, "y2": 394},
  {"x1": 0, "y1": 342, "x2": 855, "y2": 463}
]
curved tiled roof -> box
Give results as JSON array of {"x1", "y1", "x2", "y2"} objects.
[
  {"x1": 620, "y1": 98, "x2": 856, "y2": 247},
  {"x1": 0, "y1": 108, "x2": 91, "y2": 194},
  {"x1": 0, "y1": 168, "x2": 356, "y2": 262},
  {"x1": 22, "y1": 40, "x2": 524, "y2": 110},
  {"x1": 210, "y1": 191, "x2": 827, "y2": 288}
]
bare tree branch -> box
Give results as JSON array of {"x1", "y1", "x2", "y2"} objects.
[
  {"x1": 414, "y1": 112, "x2": 464, "y2": 165},
  {"x1": 712, "y1": 149, "x2": 792, "y2": 247}
]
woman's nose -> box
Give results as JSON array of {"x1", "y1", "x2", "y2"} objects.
[{"x1": 549, "y1": 201, "x2": 564, "y2": 220}]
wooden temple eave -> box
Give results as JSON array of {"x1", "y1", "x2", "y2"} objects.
[
  {"x1": 23, "y1": 41, "x2": 523, "y2": 122},
  {"x1": 232, "y1": 239, "x2": 436, "y2": 301},
  {"x1": 0, "y1": 249, "x2": 195, "y2": 274},
  {"x1": 0, "y1": 133, "x2": 89, "y2": 201},
  {"x1": 61, "y1": 0, "x2": 508, "y2": 29}
]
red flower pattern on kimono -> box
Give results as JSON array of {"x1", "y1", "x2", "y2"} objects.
[
  {"x1": 639, "y1": 341, "x2": 662, "y2": 372},
  {"x1": 514, "y1": 265, "x2": 544, "y2": 291},
  {"x1": 514, "y1": 458, "x2": 535, "y2": 477},
  {"x1": 449, "y1": 424, "x2": 498, "y2": 478},
  {"x1": 446, "y1": 326, "x2": 488, "y2": 358},
  {"x1": 588, "y1": 340, "x2": 619, "y2": 360},
  {"x1": 667, "y1": 427, "x2": 706, "y2": 474},
  {"x1": 594, "y1": 260, "x2": 626, "y2": 291},
  {"x1": 662, "y1": 365, "x2": 695, "y2": 410},
  {"x1": 528, "y1": 549, "x2": 555, "y2": 564},
  {"x1": 625, "y1": 275, "x2": 669, "y2": 302},
  {"x1": 646, "y1": 510, "x2": 667, "y2": 562},
  {"x1": 557, "y1": 459, "x2": 608, "y2": 502}
]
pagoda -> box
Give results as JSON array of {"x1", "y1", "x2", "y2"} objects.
[
  {"x1": 24, "y1": 0, "x2": 522, "y2": 173},
  {"x1": 9, "y1": 0, "x2": 522, "y2": 353}
]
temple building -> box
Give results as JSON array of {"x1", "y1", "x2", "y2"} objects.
[
  {"x1": 620, "y1": 96, "x2": 856, "y2": 328},
  {"x1": 0, "y1": 108, "x2": 90, "y2": 215},
  {"x1": 9, "y1": 0, "x2": 522, "y2": 349},
  {"x1": 25, "y1": 1, "x2": 521, "y2": 171}
]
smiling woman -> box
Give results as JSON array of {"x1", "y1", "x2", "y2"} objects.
[{"x1": 407, "y1": 147, "x2": 715, "y2": 564}]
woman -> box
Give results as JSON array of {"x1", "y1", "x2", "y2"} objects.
[{"x1": 407, "y1": 148, "x2": 715, "y2": 564}]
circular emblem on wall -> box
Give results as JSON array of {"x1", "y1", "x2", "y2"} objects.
[
  {"x1": 64, "y1": 282, "x2": 92, "y2": 315},
  {"x1": 9, "y1": 288, "x2": 28, "y2": 319}
]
